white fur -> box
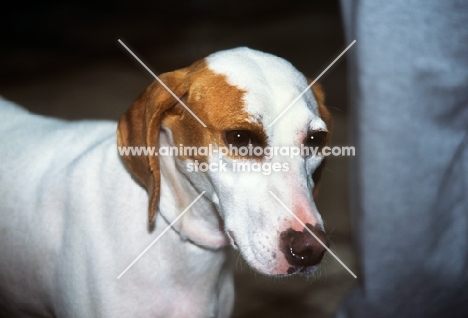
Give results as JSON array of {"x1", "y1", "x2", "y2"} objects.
[
  {"x1": 206, "y1": 48, "x2": 326, "y2": 274},
  {"x1": 0, "y1": 100, "x2": 233, "y2": 317},
  {"x1": 0, "y1": 47, "x2": 327, "y2": 317}
]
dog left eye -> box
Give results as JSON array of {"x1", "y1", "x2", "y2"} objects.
[
  {"x1": 224, "y1": 130, "x2": 252, "y2": 148},
  {"x1": 304, "y1": 131, "x2": 327, "y2": 149}
]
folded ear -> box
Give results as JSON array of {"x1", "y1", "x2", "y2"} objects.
[{"x1": 117, "y1": 71, "x2": 187, "y2": 223}]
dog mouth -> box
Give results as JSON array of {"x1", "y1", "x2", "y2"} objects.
[
  {"x1": 226, "y1": 229, "x2": 322, "y2": 276},
  {"x1": 286, "y1": 264, "x2": 320, "y2": 276}
]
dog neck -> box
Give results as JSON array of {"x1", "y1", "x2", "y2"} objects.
[{"x1": 110, "y1": 135, "x2": 234, "y2": 316}]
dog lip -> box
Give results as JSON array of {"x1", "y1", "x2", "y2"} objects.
[{"x1": 286, "y1": 265, "x2": 319, "y2": 276}]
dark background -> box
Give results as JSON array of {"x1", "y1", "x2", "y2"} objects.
[{"x1": 1, "y1": 1, "x2": 357, "y2": 317}]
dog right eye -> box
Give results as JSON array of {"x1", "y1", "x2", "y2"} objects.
[
  {"x1": 304, "y1": 131, "x2": 328, "y2": 149},
  {"x1": 224, "y1": 130, "x2": 252, "y2": 148}
]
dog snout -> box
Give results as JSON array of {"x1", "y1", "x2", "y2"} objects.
[{"x1": 280, "y1": 223, "x2": 328, "y2": 273}]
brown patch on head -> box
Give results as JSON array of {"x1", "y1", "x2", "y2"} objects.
[
  {"x1": 162, "y1": 60, "x2": 263, "y2": 161},
  {"x1": 117, "y1": 59, "x2": 252, "y2": 222}
]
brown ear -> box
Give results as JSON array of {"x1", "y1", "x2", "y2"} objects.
[
  {"x1": 117, "y1": 71, "x2": 187, "y2": 222},
  {"x1": 310, "y1": 82, "x2": 332, "y2": 132},
  {"x1": 308, "y1": 81, "x2": 332, "y2": 198}
]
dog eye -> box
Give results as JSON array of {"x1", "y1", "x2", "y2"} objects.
[
  {"x1": 224, "y1": 130, "x2": 252, "y2": 148},
  {"x1": 305, "y1": 131, "x2": 327, "y2": 149}
]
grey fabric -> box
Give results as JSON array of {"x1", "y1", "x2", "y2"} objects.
[{"x1": 337, "y1": 1, "x2": 468, "y2": 317}]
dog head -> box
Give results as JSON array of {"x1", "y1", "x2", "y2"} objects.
[{"x1": 117, "y1": 47, "x2": 332, "y2": 276}]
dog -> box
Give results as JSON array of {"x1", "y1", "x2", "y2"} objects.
[{"x1": 0, "y1": 47, "x2": 332, "y2": 317}]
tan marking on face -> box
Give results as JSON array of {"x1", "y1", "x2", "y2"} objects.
[{"x1": 161, "y1": 60, "x2": 256, "y2": 162}]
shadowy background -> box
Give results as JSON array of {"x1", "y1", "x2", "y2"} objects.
[{"x1": 1, "y1": 1, "x2": 357, "y2": 317}]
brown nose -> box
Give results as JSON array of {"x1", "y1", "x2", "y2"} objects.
[{"x1": 280, "y1": 223, "x2": 328, "y2": 274}]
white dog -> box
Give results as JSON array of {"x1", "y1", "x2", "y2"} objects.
[{"x1": 0, "y1": 47, "x2": 331, "y2": 317}]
